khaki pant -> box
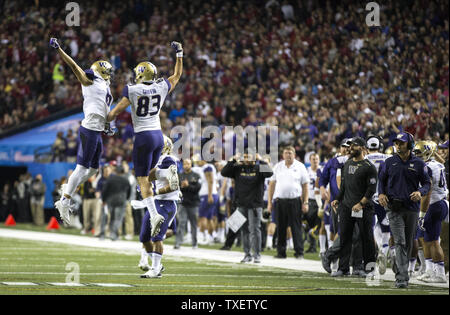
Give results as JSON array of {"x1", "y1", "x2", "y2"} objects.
[
  {"x1": 123, "y1": 202, "x2": 134, "y2": 237},
  {"x1": 82, "y1": 198, "x2": 101, "y2": 234},
  {"x1": 30, "y1": 198, "x2": 45, "y2": 226}
]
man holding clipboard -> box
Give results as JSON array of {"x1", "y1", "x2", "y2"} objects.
[{"x1": 221, "y1": 149, "x2": 273, "y2": 263}]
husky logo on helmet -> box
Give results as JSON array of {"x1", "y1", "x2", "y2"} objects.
[
  {"x1": 90, "y1": 60, "x2": 113, "y2": 81},
  {"x1": 134, "y1": 61, "x2": 158, "y2": 84},
  {"x1": 413, "y1": 140, "x2": 437, "y2": 162},
  {"x1": 162, "y1": 135, "x2": 173, "y2": 155},
  {"x1": 385, "y1": 146, "x2": 396, "y2": 155}
]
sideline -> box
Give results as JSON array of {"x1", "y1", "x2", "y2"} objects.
[{"x1": 0, "y1": 228, "x2": 448, "y2": 289}]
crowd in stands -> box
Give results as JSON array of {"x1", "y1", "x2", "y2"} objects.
[{"x1": 0, "y1": 0, "x2": 448, "y2": 164}]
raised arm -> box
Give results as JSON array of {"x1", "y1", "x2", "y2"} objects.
[
  {"x1": 167, "y1": 41, "x2": 183, "y2": 93},
  {"x1": 49, "y1": 38, "x2": 93, "y2": 86}
]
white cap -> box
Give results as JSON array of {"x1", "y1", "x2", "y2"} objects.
[{"x1": 367, "y1": 137, "x2": 380, "y2": 149}]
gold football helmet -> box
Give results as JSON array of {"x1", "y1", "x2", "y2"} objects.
[
  {"x1": 162, "y1": 135, "x2": 173, "y2": 155},
  {"x1": 385, "y1": 146, "x2": 396, "y2": 155},
  {"x1": 134, "y1": 61, "x2": 158, "y2": 84},
  {"x1": 90, "y1": 60, "x2": 113, "y2": 81},
  {"x1": 413, "y1": 140, "x2": 437, "y2": 161}
]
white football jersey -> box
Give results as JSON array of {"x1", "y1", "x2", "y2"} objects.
[
  {"x1": 365, "y1": 152, "x2": 391, "y2": 201},
  {"x1": 81, "y1": 72, "x2": 113, "y2": 131},
  {"x1": 125, "y1": 79, "x2": 171, "y2": 132},
  {"x1": 307, "y1": 166, "x2": 322, "y2": 200},
  {"x1": 154, "y1": 154, "x2": 180, "y2": 201},
  {"x1": 426, "y1": 160, "x2": 448, "y2": 205},
  {"x1": 193, "y1": 163, "x2": 218, "y2": 196}
]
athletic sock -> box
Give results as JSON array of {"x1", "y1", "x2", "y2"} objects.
[
  {"x1": 408, "y1": 258, "x2": 417, "y2": 272},
  {"x1": 417, "y1": 249, "x2": 425, "y2": 271},
  {"x1": 425, "y1": 259, "x2": 433, "y2": 275},
  {"x1": 434, "y1": 261, "x2": 445, "y2": 277},
  {"x1": 152, "y1": 252, "x2": 162, "y2": 271},
  {"x1": 319, "y1": 235, "x2": 327, "y2": 253},
  {"x1": 267, "y1": 235, "x2": 273, "y2": 248}
]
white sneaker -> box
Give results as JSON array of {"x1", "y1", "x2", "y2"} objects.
[
  {"x1": 150, "y1": 214, "x2": 165, "y2": 238},
  {"x1": 417, "y1": 271, "x2": 433, "y2": 282},
  {"x1": 138, "y1": 260, "x2": 151, "y2": 272},
  {"x1": 167, "y1": 164, "x2": 179, "y2": 190},
  {"x1": 140, "y1": 265, "x2": 163, "y2": 278},
  {"x1": 377, "y1": 252, "x2": 387, "y2": 275},
  {"x1": 55, "y1": 200, "x2": 71, "y2": 225},
  {"x1": 424, "y1": 274, "x2": 448, "y2": 284}
]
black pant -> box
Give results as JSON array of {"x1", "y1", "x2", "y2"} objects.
[
  {"x1": 275, "y1": 198, "x2": 303, "y2": 257},
  {"x1": 338, "y1": 204, "x2": 376, "y2": 273}
]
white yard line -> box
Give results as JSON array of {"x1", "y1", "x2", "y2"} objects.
[{"x1": 0, "y1": 228, "x2": 448, "y2": 289}]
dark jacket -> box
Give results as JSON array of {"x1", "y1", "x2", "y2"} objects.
[
  {"x1": 336, "y1": 158, "x2": 378, "y2": 209},
  {"x1": 179, "y1": 170, "x2": 201, "y2": 207},
  {"x1": 221, "y1": 159, "x2": 273, "y2": 209},
  {"x1": 101, "y1": 174, "x2": 131, "y2": 207},
  {"x1": 378, "y1": 153, "x2": 431, "y2": 212}
]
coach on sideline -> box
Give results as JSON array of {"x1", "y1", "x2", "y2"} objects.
[
  {"x1": 221, "y1": 149, "x2": 273, "y2": 263},
  {"x1": 268, "y1": 146, "x2": 309, "y2": 259},
  {"x1": 378, "y1": 132, "x2": 431, "y2": 288},
  {"x1": 331, "y1": 137, "x2": 378, "y2": 277}
]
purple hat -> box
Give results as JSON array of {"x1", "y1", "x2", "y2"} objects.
[{"x1": 394, "y1": 133, "x2": 409, "y2": 143}]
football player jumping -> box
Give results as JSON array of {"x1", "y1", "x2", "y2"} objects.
[
  {"x1": 107, "y1": 41, "x2": 183, "y2": 238},
  {"x1": 50, "y1": 38, "x2": 115, "y2": 225}
]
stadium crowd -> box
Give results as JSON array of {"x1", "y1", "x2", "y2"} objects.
[{"x1": 0, "y1": 0, "x2": 448, "y2": 161}]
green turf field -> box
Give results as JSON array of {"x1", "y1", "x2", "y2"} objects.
[{"x1": 0, "y1": 235, "x2": 448, "y2": 295}]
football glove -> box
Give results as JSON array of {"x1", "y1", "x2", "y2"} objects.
[
  {"x1": 171, "y1": 41, "x2": 183, "y2": 57},
  {"x1": 103, "y1": 121, "x2": 117, "y2": 136},
  {"x1": 171, "y1": 41, "x2": 183, "y2": 52},
  {"x1": 49, "y1": 38, "x2": 60, "y2": 49}
]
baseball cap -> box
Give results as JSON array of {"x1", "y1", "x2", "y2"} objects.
[
  {"x1": 340, "y1": 138, "x2": 351, "y2": 147},
  {"x1": 367, "y1": 137, "x2": 380, "y2": 149},
  {"x1": 349, "y1": 137, "x2": 367, "y2": 147},
  {"x1": 394, "y1": 133, "x2": 409, "y2": 143},
  {"x1": 438, "y1": 140, "x2": 449, "y2": 149}
]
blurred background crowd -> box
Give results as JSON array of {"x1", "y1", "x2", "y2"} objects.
[{"x1": 0, "y1": 0, "x2": 448, "y2": 164}]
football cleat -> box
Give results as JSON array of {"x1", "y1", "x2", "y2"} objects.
[
  {"x1": 424, "y1": 274, "x2": 448, "y2": 284},
  {"x1": 138, "y1": 260, "x2": 151, "y2": 272},
  {"x1": 150, "y1": 214, "x2": 165, "y2": 237},
  {"x1": 55, "y1": 200, "x2": 71, "y2": 225},
  {"x1": 417, "y1": 271, "x2": 433, "y2": 282},
  {"x1": 140, "y1": 265, "x2": 163, "y2": 278},
  {"x1": 240, "y1": 255, "x2": 252, "y2": 263},
  {"x1": 377, "y1": 252, "x2": 387, "y2": 275}
]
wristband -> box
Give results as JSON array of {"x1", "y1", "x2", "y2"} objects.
[{"x1": 176, "y1": 51, "x2": 183, "y2": 58}]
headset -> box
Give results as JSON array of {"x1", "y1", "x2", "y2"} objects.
[
  {"x1": 404, "y1": 132, "x2": 415, "y2": 150},
  {"x1": 366, "y1": 134, "x2": 384, "y2": 151}
]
